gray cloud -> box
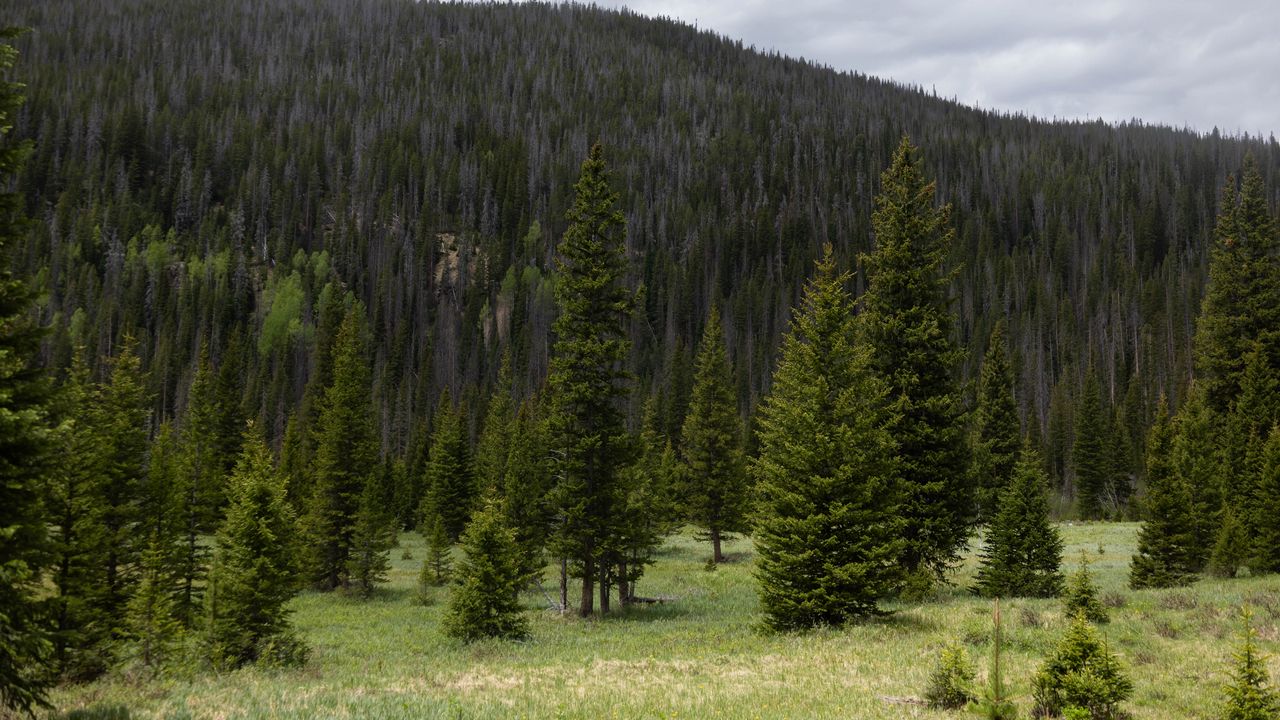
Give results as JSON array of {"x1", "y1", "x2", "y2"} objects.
[{"x1": 594, "y1": 0, "x2": 1278, "y2": 136}]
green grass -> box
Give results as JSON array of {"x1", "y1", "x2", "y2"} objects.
[{"x1": 47, "y1": 523, "x2": 1280, "y2": 719}]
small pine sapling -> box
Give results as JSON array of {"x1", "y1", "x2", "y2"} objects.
[
  {"x1": 443, "y1": 501, "x2": 529, "y2": 642},
  {"x1": 1064, "y1": 551, "x2": 1108, "y2": 624},
  {"x1": 1032, "y1": 613, "x2": 1132, "y2": 719},
  {"x1": 972, "y1": 598, "x2": 1018, "y2": 720},
  {"x1": 925, "y1": 642, "x2": 975, "y2": 709},
  {"x1": 1222, "y1": 607, "x2": 1280, "y2": 720},
  {"x1": 424, "y1": 512, "x2": 453, "y2": 586}
]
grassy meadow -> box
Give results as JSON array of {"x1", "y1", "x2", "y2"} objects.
[{"x1": 47, "y1": 523, "x2": 1280, "y2": 719}]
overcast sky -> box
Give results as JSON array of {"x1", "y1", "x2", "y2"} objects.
[{"x1": 592, "y1": 0, "x2": 1278, "y2": 137}]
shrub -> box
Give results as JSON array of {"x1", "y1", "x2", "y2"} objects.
[
  {"x1": 1032, "y1": 614, "x2": 1132, "y2": 719},
  {"x1": 925, "y1": 643, "x2": 975, "y2": 709}
]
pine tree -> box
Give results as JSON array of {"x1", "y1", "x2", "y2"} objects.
[
  {"x1": 422, "y1": 512, "x2": 453, "y2": 587},
  {"x1": 92, "y1": 339, "x2": 151, "y2": 622},
  {"x1": 859, "y1": 136, "x2": 971, "y2": 578},
  {"x1": 124, "y1": 541, "x2": 182, "y2": 672},
  {"x1": 1129, "y1": 398, "x2": 1198, "y2": 589},
  {"x1": 45, "y1": 351, "x2": 111, "y2": 681},
  {"x1": 1032, "y1": 613, "x2": 1132, "y2": 719},
  {"x1": 1250, "y1": 427, "x2": 1280, "y2": 574},
  {"x1": 752, "y1": 246, "x2": 903, "y2": 630},
  {"x1": 205, "y1": 425, "x2": 304, "y2": 669},
  {"x1": 1063, "y1": 551, "x2": 1108, "y2": 624},
  {"x1": 0, "y1": 26, "x2": 55, "y2": 712},
  {"x1": 347, "y1": 476, "x2": 395, "y2": 598},
  {"x1": 474, "y1": 352, "x2": 516, "y2": 494},
  {"x1": 421, "y1": 389, "x2": 476, "y2": 541},
  {"x1": 679, "y1": 306, "x2": 747, "y2": 564},
  {"x1": 301, "y1": 306, "x2": 377, "y2": 590},
  {"x1": 1196, "y1": 157, "x2": 1280, "y2": 414},
  {"x1": 501, "y1": 400, "x2": 554, "y2": 589},
  {"x1": 1222, "y1": 607, "x2": 1280, "y2": 720},
  {"x1": 972, "y1": 599, "x2": 1018, "y2": 720},
  {"x1": 1211, "y1": 506, "x2": 1251, "y2": 579},
  {"x1": 443, "y1": 500, "x2": 529, "y2": 642},
  {"x1": 973, "y1": 442, "x2": 1063, "y2": 598},
  {"x1": 1172, "y1": 383, "x2": 1222, "y2": 569},
  {"x1": 174, "y1": 346, "x2": 226, "y2": 624},
  {"x1": 1073, "y1": 370, "x2": 1109, "y2": 520},
  {"x1": 546, "y1": 143, "x2": 635, "y2": 617},
  {"x1": 971, "y1": 321, "x2": 1021, "y2": 522}
]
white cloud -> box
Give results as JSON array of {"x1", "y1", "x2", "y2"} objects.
[{"x1": 596, "y1": 0, "x2": 1279, "y2": 135}]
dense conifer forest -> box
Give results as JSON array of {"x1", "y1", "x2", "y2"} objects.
[{"x1": 4, "y1": 1, "x2": 1280, "y2": 718}]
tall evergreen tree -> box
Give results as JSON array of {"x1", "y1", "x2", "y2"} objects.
[
  {"x1": 347, "y1": 475, "x2": 395, "y2": 598},
  {"x1": 421, "y1": 389, "x2": 476, "y2": 541},
  {"x1": 443, "y1": 500, "x2": 530, "y2": 642},
  {"x1": 301, "y1": 306, "x2": 377, "y2": 591},
  {"x1": 546, "y1": 143, "x2": 636, "y2": 617},
  {"x1": 679, "y1": 306, "x2": 748, "y2": 564},
  {"x1": 1172, "y1": 383, "x2": 1222, "y2": 569},
  {"x1": 858, "y1": 136, "x2": 971, "y2": 578},
  {"x1": 175, "y1": 346, "x2": 226, "y2": 624},
  {"x1": 1073, "y1": 369, "x2": 1109, "y2": 520},
  {"x1": 474, "y1": 352, "x2": 516, "y2": 494},
  {"x1": 1196, "y1": 156, "x2": 1280, "y2": 414},
  {"x1": 1250, "y1": 427, "x2": 1280, "y2": 574},
  {"x1": 124, "y1": 540, "x2": 182, "y2": 672},
  {"x1": 502, "y1": 400, "x2": 555, "y2": 589},
  {"x1": 1129, "y1": 399, "x2": 1197, "y2": 589},
  {"x1": 0, "y1": 26, "x2": 55, "y2": 712},
  {"x1": 971, "y1": 320, "x2": 1021, "y2": 522},
  {"x1": 205, "y1": 425, "x2": 304, "y2": 669},
  {"x1": 973, "y1": 442, "x2": 1063, "y2": 598},
  {"x1": 752, "y1": 246, "x2": 903, "y2": 630},
  {"x1": 92, "y1": 339, "x2": 151, "y2": 621}
]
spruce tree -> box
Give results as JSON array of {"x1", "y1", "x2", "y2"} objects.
[
  {"x1": 1211, "y1": 506, "x2": 1251, "y2": 579},
  {"x1": 175, "y1": 346, "x2": 226, "y2": 624},
  {"x1": 1172, "y1": 383, "x2": 1222, "y2": 569},
  {"x1": 347, "y1": 475, "x2": 395, "y2": 598},
  {"x1": 422, "y1": 512, "x2": 453, "y2": 587},
  {"x1": 1129, "y1": 398, "x2": 1197, "y2": 589},
  {"x1": 752, "y1": 246, "x2": 903, "y2": 630},
  {"x1": 1250, "y1": 427, "x2": 1280, "y2": 574},
  {"x1": 679, "y1": 305, "x2": 748, "y2": 564},
  {"x1": 45, "y1": 351, "x2": 111, "y2": 680},
  {"x1": 301, "y1": 306, "x2": 376, "y2": 591},
  {"x1": 973, "y1": 442, "x2": 1063, "y2": 598},
  {"x1": 0, "y1": 26, "x2": 55, "y2": 712},
  {"x1": 92, "y1": 339, "x2": 151, "y2": 622},
  {"x1": 1063, "y1": 551, "x2": 1108, "y2": 624},
  {"x1": 858, "y1": 136, "x2": 971, "y2": 578},
  {"x1": 546, "y1": 143, "x2": 635, "y2": 617},
  {"x1": 1032, "y1": 613, "x2": 1132, "y2": 719},
  {"x1": 421, "y1": 389, "x2": 476, "y2": 541},
  {"x1": 501, "y1": 400, "x2": 554, "y2": 589},
  {"x1": 1222, "y1": 607, "x2": 1280, "y2": 720},
  {"x1": 1196, "y1": 157, "x2": 1280, "y2": 414},
  {"x1": 474, "y1": 352, "x2": 515, "y2": 494},
  {"x1": 1073, "y1": 370, "x2": 1109, "y2": 520},
  {"x1": 443, "y1": 500, "x2": 529, "y2": 642},
  {"x1": 125, "y1": 541, "x2": 182, "y2": 672},
  {"x1": 971, "y1": 321, "x2": 1021, "y2": 522},
  {"x1": 205, "y1": 426, "x2": 303, "y2": 669}
]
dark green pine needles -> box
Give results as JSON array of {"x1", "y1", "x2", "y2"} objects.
[
  {"x1": 444, "y1": 500, "x2": 529, "y2": 642},
  {"x1": 751, "y1": 245, "x2": 903, "y2": 631},
  {"x1": 973, "y1": 443, "x2": 1063, "y2": 599},
  {"x1": 1222, "y1": 607, "x2": 1280, "y2": 720},
  {"x1": 1129, "y1": 398, "x2": 1197, "y2": 589}
]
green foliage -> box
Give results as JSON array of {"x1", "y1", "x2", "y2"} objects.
[
  {"x1": 257, "y1": 270, "x2": 308, "y2": 356},
  {"x1": 1032, "y1": 613, "x2": 1133, "y2": 719},
  {"x1": 501, "y1": 401, "x2": 555, "y2": 589},
  {"x1": 0, "y1": 25, "x2": 54, "y2": 714},
  {"x1": 421, "y1": 389, "x2": 476, "y2": 542},
  {"x1": 1222, "y1": 607, "x2": 1280, "y2": 720},
  {"x1": 1211, "y1": 506, "x2": 1251, "y2": 579},
  {"x1": 1073, "y1": 370, "x2": 1109, "y2": 520},
  {"x1": 1251, "y1": 427, "x2": 1280, "y2": 574},
  {"x1": 174, "y1": 347, "x2": 227, "y2": 625},
  {"x1": 1129, "y1": 398, "x2": 1198, "y2": 589},
  {"x1": 1063, "y1": 552, "x2": 1108, "y2": 624},
  {"x1": 973, "y1": 443, "x2": 1063, "y2": 598},
  {"x1": 751, "y1": 246, "x2": 903, "y2": 630},
  {"x1": 124, "y1": 541, "x2": 182, "y2": 672},
  {"x1": 924, "y1": 642, "x2": 975, "y2": 709},
  {"x1": 422, "y1": 513, "x2": 453, "y2": 588},
  {"x1": 205, "y1": 426, "x2": 304, "y2": 669},
  {"x1": 1172, "y1": 384, "x2": 1222, "y2": 569},
  {"x1": 474, "y1": 353, "x2": 515, "y2": 495},
  {"x1": 346, "y1": 476, "x2": 395, "y2": 599},
  {"x1": 301, "y1": 306, "x2": 377, "y2": 591},
  {"x1": 443, "y1": 500, "x2": 529, "y2": 642},
  {"x1": 545, "y1": 143, "x2": 636, "y2": 616},
  {"x1": 679, "y1": 305, "x2": 747, "y2": 564},
  {"x1": 971, "y1": 321, "x2": 1021, "y2": 522},
  {"x1": 859, "y1": 136, "x2": 971, "y2": 578}
]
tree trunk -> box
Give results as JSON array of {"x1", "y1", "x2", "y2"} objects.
[
  {"x1": 559, "y1": 556, "x2": 568, "y2": 615},
  {"x1": 599, "y1": 562, "x2": 610, "y2": 614},
  {"x1": 617, "y1": 559, "x2": 629, "y2": 605},
  {"x1": 579, "y1": 558, "x2": 594, "y2": 617},
  {"x1": 712, "y1": 527, "x2": 723, "y2": 563}
]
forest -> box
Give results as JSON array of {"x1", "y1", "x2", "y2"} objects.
[{"x1": 3, "y1": 1, "x2": 1280, "y2": 719}]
